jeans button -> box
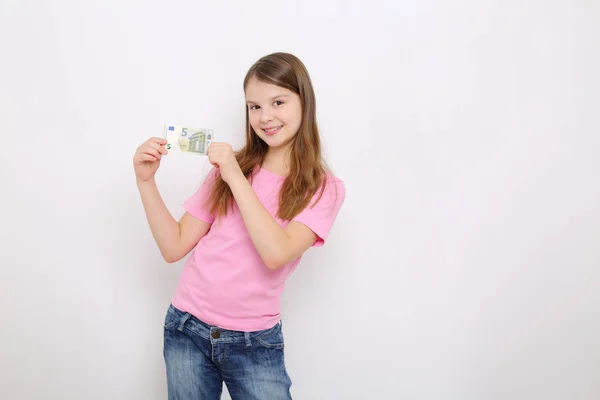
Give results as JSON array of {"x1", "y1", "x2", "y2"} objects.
[{"x1": 211, "y1": 330, "x2": 220, "y2": 339}]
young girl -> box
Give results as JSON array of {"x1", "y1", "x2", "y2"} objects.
[{"x1": 133, "y1": 52, "x2": 345, "y2": 399}]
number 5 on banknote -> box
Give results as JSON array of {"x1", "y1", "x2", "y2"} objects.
[{"x1": 163, "y1": 124, "x2": 214, "y2": 155}]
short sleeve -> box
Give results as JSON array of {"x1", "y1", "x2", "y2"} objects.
[
  {"x1": 182, "y1": 168, "x2": 218, "y2": 224},
  {"x1": 291, "y1": 178, "x2": 346, "y2": 247}
]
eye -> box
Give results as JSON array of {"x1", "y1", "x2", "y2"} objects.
[
  {"x1": 249, "y1": 105, "x2": 259, "y2": 110},
  {"x1": 274, "y1": 100, "x2": 284, "y2": 106}
]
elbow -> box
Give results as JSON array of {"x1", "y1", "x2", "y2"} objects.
[
  {"x1": 162, "y1": 249, "x2": 183, "y2": 264},
  {"x1": 264, "y1": 261, "x2": 278, "y2": 270},
  {"x1": 263, "y1": 252, "x2": 287, "y2": 270},
  {"x1": 162, "y1": 254, "x2": 178, "y2": 264},
  {"x1": 264, "y1": 259, "x2": 283, "y2": 270}
]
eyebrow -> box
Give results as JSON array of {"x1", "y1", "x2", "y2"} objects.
[{"x1": 246, "y1": 94, "x2": 290, "y2": 104}]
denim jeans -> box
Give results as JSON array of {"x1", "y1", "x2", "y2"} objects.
[{"x1": 163, "y1": 304, "x2": 293, "y2": 399}]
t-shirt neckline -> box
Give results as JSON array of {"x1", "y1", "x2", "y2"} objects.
[{"x1": 259, "y1": 166, "x2": 286, "y2": 179}]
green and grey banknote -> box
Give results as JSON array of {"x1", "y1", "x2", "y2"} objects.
[{"x1": 163, "y1": 124, "x2": 214, "y2": 155}]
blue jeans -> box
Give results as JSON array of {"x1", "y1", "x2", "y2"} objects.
[{"x1": 163, "y1": 304, "x2": 293, "y2": 399}]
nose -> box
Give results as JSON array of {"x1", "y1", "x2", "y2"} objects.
[{"x1": 259, "y1": 109, "x2": 273, "y2": 123}]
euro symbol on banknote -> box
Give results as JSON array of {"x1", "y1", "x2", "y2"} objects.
[{"x1": 163, "y1": 124, "x2": 214, "y2": 155}]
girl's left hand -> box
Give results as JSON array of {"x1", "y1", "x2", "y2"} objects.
[{"x1": 207, "y1": 142, "x2": 243, "y2": 184}]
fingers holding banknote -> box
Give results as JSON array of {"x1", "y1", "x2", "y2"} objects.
[{"x1": 133, "y1": 137, "x2": 168, "y2": 182}]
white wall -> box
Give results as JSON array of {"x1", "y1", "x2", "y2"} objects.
[{"x1": 1, "y1": 0, "x2": 599, "y2": 399}]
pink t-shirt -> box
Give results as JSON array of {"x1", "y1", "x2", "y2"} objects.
[{"x1": 171, "y1": 167, "x2": 345, "y2": 331}]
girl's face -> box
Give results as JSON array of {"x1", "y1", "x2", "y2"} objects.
[{"x1": 245, "y1": 76, "x2": 303, "y2": 151}]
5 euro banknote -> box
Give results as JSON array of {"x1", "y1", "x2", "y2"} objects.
[{"x1": 163, "y1": 124, "x2": 214, "y2": 155}]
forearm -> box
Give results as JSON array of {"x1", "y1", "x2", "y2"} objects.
[
  {"x1": 228, "y1": 174, "x2": 291, "y2": 269},
  {"x1": 136, "y1": 178, "x2": 181, "y2": 261}
]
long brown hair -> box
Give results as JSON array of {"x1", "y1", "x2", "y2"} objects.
[{"x1": 207, "y1": 52, "x2": 328, "y2": 221}]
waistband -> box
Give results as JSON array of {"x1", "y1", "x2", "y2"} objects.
[{"x1": 167, "y1": 303, "x2": 282, "y2": 344}]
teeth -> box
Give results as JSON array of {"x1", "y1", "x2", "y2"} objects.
[{"x1": 265, "y1": 126, "x2": 282, "y2": 132}]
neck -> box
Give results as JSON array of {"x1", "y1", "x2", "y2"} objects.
[{"x1": 263, "y1": 143, "x2": 292, "y2": 175}]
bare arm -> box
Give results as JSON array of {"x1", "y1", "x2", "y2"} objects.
[
  {"x1": 206, "y1": 142, "x2": 318, "y2": 270},
  {"x1": 228, "y1": 174, "x2": 316, "y2": 270},
  {"x1": 133, "y1": 137, "x2": 210, "y2": 263},
  {"x1": 137, "y1": 179, "x2": 210, "y2": 263}
]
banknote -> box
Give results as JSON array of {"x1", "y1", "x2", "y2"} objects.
[{"x1": 163, "y1": 124, "x2": 214, "y2": 155}]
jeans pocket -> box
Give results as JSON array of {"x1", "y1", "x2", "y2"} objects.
[
  {"x1": 255, "y1": 322, "x2": 285, "y2": 349},
  {"x1": 163, "y1": 304, "x2": 182, "y2": 330}
]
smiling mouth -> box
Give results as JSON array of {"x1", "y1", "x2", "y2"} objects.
[{"x1": 263, "y1": 125, "x2": 283, "y2": 135}]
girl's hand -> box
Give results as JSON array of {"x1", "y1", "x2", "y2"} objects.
[
  {"x1": 207, "y1": 142, "x2": 243, "y2": 184},
  {"x1": 133, "y1": 137, "x2": 168, "y2": 183}
]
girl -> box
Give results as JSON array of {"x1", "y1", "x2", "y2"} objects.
[{"x1": 133, "y1": 52, "x2": 345, "y2": 399}]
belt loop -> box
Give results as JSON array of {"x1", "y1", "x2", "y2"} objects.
[
  {"x1": 245, "y1": 331, "x2": 251, "y2": 347},
  {"x1": 177, "y1": 312, "x2": 192, "y2": 332}
]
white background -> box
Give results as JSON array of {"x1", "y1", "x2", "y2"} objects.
[{"x1": 1, "y1": 0, "x2": 599, "y2": 399}]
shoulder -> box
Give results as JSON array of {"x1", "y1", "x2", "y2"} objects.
[
  {"x1": 320, "y1": 171, "x2": 345, "y2": 196},
  {"x1": 289, "y1": 170, "x2": 345, "y2": 246},
  {"x1": 308, "y1": 171, "x2": 345, "y2": 209}
]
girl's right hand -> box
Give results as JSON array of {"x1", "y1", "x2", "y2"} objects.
[{"x1": 133, "y1": 137, "x2": 168, "y2": 183}]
